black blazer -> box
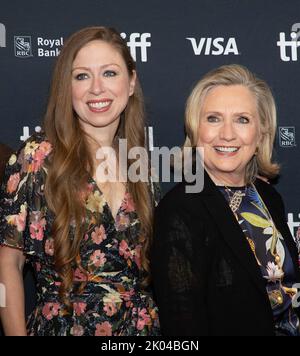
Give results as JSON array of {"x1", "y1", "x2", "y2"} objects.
[{"x1": 151, "y1": 172, "x2": 300, "y2": 336}]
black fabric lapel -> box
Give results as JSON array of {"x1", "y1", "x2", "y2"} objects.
[{"x1": 199, "y1": 172, "x2": 268, "y2": 297}]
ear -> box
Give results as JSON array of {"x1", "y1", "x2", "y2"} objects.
[{"x1": 129, "y1": 70, "x2": 137, "y2": 96}]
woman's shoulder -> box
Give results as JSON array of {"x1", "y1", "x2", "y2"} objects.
[
  {"x1": 254, "y1": 178, "x2": 286, "y2": 217},
  {"x1": 254, "y1": 178, "x2": 283, "y2": 201},
  {"x1": 21, "y1": 131, "x2": 51, "y2": 152},
  {"x1": 159, "y1": 182, "x2": 187, "y2": 206},
  {"x1": 8, "y1": 132, "x2": 52, "y2": 175},
  {"x1": 156, "y1": 181, "x2": 204, "y2": 219}
]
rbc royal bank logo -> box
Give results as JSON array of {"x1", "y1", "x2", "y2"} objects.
[
  {"x1": 277, "y1": 23, "x2": 300, "y2": 62},
  {"x1": 121, "y1": 32, "x2": 151, "y2": 62},
  {"x1": 0, "y1": 23, "x2": 6, "y2": 48},
  {"x1": 14, "y1": 36, "x2": 33, "y2": 58},
  {"x1": 279, "y1": 127, "x2": 296, "y2": 147}
]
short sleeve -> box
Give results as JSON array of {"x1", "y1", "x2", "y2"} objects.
[{"x1": 0, "y1": 134, "x2": 52, "y2": 255}]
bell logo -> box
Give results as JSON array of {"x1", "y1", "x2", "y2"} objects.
[
  {"x1": 0, "y1": 23, "x2": 6, "y2": 48},
  {"x1": 121, "y1": 32, "x2": 151, "y2": 62},
  {"x1": 186, "y1": 37, "x2": 239, "y2": 55},
  {"x1": 277, "y1": 24, "x2": 300, "y2": 62}
]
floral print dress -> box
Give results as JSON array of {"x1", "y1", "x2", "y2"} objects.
[
  {"x1": 219, "y1": 185, "x2": 300, "y2": 336},
  {"x1": 0, "y1": 133, "x2": 160, "y2": 336}
]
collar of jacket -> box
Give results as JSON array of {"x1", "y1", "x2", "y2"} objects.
[{"x1": 184, "y1": 170, "x2": 300, "y2": 300}]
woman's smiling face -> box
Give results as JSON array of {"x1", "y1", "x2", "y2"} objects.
[
  {"x1": 197, "y1": 84, "x2": 261, "y2": 186},
  {"x1": 71, "y1": 40, "x2": 136, "y2": 135}
]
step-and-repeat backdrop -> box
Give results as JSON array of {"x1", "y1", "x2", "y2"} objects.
[{"x1": 1, "y1": 0, "x2": 300, "y2": 318}]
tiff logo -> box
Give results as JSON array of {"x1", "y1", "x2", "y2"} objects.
[
  {"x1": 0, "y1": 283, "x2": 6, "y2": 307},
  {"x1": 186, "y1": 37, "x2": 239, "y2": 55},
  {"x1": 287, "y1": 213, "x2": 300, "y2": 237},
  {"x1": 20, "y1": 126, "x2": 42, "y2": 142},
  {"x1": 277, "y1": 23, "x2": 300, "y2": 61},
  {"x1": 121, "y1": 32, "x2": 151, "y2": 62},
  {"x1": 0, "y1": 23, "x2": 6, "y2": 47}
]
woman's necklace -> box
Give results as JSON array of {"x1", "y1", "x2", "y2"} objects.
[{"x1": 224, "y1": 186, "x2": 246, "y2": 213}]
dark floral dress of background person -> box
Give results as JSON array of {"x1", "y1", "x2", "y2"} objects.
[
  {"x1": 0, "y1": 133, "x2": 160, "y2": 336},
  {"x1": 219, "y1": 185, "x2": 300, "y2": 336}
]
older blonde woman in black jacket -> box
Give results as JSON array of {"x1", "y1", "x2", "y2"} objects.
[{"x1": 152, "y1": 64, "x2": 300, "y2": 336}]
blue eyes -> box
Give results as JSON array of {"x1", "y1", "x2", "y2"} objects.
[
  {"x1": 207, "y1": 116, "x2": 219, "y2": 123},
  {"x1": 75, "y1": 73, "x2": 89, "y2": 81},
  {"x1": 238, "y1": 116, "x2": 250, "y2": 124},
  {"x1": 74, "y1": 70, "x2": 117, "y2": 80},
  {"x1": 206, "y1": 115, "x2": 250, "y2": 124},
  {"x1": 103, "y1": 70, "x2": 117, "y2": 77}
]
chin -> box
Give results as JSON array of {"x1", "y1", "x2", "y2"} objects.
[{"x1": 215, "y1": 165, "x2": 239, "y2": 172}]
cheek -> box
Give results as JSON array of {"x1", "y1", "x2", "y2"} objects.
[
  {"x1": 71, "y1": 88, "x2": 81, "y2": 107},
  {"x1": 197, "y1": 125, "x2": 216, "y2": 145},
  {"x1": 71, "y1": 92, "x2": 78, "y2": 107},
  {"x1": 71, "y1": 91, "x2": 79, "y2": 108},
  {"x1": 118, "y1": 82, "x2": 131, "y2": 98},
  {"x1": 115, "y1": 88, "x2": 132, "y2": 109},
  {"x1": 240, "y1": 127, "x2": 260, "y2": 146},
  {"x1": 115, "y1": 76, "x2": 133, "y2": 97},
  {"x1": 71, "y1": 87, "x2": 85, "y2": 116},
  {"x1": 71, "y1": 81, "x2": 88, "y2": 101}
]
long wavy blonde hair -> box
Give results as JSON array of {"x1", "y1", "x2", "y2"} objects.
[
  {"x1": 184, "y1": 64, "x2": 280, "y2": 183},
  {"x1": 43, "y1": 27, "x2": 154, "y2": 303}
]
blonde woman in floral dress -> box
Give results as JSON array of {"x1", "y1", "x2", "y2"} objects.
[{"x1": 0, "y1": 27, "x2": 160, "y2": 336}]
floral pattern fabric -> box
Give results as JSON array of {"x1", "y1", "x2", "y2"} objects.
[
  {"x1": 219, "y1": 185, "x2": 300, "y2": 336},
  {"x1": 0, "y1": 133, "x2": 160, "y2": 336}
]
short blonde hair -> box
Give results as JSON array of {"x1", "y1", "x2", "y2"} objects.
[{"x1": 184, "y1": 64, "x2": 280, "y2": 183}]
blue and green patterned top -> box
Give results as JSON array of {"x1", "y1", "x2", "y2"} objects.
[{"x1": 219, "y1": 184, "x2": 299, "y2": 336}]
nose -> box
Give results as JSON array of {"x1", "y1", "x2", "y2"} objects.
[
  {"x1": 90, "y1": 76, "x2": 104, "y2": 95},
  {"x1": 219, "y1": 120, "x2": 236, "y2": 141}
]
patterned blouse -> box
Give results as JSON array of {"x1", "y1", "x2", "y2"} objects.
[
  {"x1": 0, "y1": 133, "x2": 160, "y2": 336},
  {"x1": 219, "y1": 185, "x2": 300, "y2": 336}
]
